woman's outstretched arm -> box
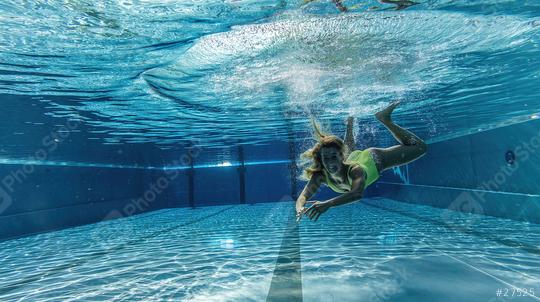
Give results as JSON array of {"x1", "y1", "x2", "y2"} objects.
[
  {"x1": 296, "y1": 172, "x2": 323, "y2": 218},
  {"x1": 304, "y1": 166, "x2": 365, "y2": 221},
  {"x1": 344, "y1": 116, "x2": 355, "y2": 151}
]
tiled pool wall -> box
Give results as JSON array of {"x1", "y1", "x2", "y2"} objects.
[
  {"x1": 0, "y1": 141, "x2": 172, "y2": 241},
  {"x1": 2, "y1": 118, "x2": 540, "y2": 241},
  {"x1": 370, "y1": 117, "x2": 540, "y2": 224},
  {"x1": 0, "y1": 141, "x2": 296, "y2": 241}
]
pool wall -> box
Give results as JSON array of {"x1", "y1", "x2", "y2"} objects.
[
  {"x1": 369, "y1": 117, "x2": 540, "y2": 223},
  {"x1": 0, "y1": 139, "x2": 297, "y2": 241},
  {"x1": 0, "y1": 165, "x2": 160, "y2": 240},
  {"x1": 152, "y1": 162, "x2": 295, "y2": 208},
  {"x1": 0, "y1": 163, "x2": 244, "y2": 241},
  {"x1": 2, "y1": 116, "x2": 540, "y2": 241}
]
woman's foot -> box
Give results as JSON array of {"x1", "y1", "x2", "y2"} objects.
[{"x1": 375, "y1": 100, "x2": 401, "y2": 123}]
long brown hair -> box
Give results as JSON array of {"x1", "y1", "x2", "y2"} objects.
[{"x1": 300, "y1": 118, "x2": 349, "y2": 180}]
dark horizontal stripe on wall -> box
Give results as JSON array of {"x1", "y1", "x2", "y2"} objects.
[
  {"x1": 0, "y1": 207, "x2": 176, "y2": 243},
  {"x1": 376, "y1": 181, "x2": 540, "y2": 197},
  {"x1": 0, "y1": 196, "x2": 147, "y2": 218},
  {"x1": 0, "y1": 198, "x2": 169, "y2": 241},
  {"x1": 372, "y1": 182, "x2": 540, "y2": 224},
  {"x1": 363, "y1": 199, "x2": 540, "y2": 257}
]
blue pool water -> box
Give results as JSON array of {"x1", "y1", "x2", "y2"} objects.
[
  {"x1": 0, "y1": 198, "x2": 539, "y2": 301},
  {"x1": 1, "y1": 0, "x2": 540, "y2": 301},
  {"x1": 0, "y1": 1, "x2": 539, "y2": 151}
]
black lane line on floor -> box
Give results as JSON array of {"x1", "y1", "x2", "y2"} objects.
[
  {"x1": 266, "y1": 207, "x2": 303, "y2": 302},
  {"x1": 0, "y1": 206, "x2": 236, "y2": 296},
  {"x1": 362, "y1": 199, "x2": 540, "y2": 256}
]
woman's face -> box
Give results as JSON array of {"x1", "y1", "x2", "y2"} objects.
[{"x1": 321, "y1": 146, "x2": 344, "y2": 175}]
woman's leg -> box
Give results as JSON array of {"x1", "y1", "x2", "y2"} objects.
[
  {"x1": 369, "y1": 101, "x2": 427, "y2": 173},
  {"x1": 332, "y1": 0, "x2": 348, "y2": 12},
  {"x1": 344, "y1": 116, "x2": 355, "y2": 152}
]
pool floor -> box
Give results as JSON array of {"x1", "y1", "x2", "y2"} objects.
[{"x1": 0, "y1": 198, "x2": 538, "y2": 301}]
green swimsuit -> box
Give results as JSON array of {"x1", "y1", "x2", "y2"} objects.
[{"x1": 323, "y1": 149, "x2": 380, "y2": 193}]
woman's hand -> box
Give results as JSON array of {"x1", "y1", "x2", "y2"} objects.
[
  {"x1": 296, "y1": 207, "x2": 307, "y2": 223},
  {"x1": 296, "y1": 199, "x2": 311, "y2": 223},
  {"x1": 295, "y1": 198, "x2": 307, "y2": 223},
  {"x1": 296, "y1": 199, "x2": 305, "y2": 214},
  {"x1": 304, "y1": 200, "x2": 332, "y2": 222}
]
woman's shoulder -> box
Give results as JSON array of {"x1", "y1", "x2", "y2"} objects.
[
  {"x1": 347, "y1": 149, "x2": 364, "y2": 158},
  {"x1": 347, "y1": 163, "x2": 367, "y2": 179}
]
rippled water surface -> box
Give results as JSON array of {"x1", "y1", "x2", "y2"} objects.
[
  {"x1": 0, "y1": 198, "x2": 538, "y2": 301},
  {"x1": 1, "y1": 0, "x2": 540, "y2": 148}
]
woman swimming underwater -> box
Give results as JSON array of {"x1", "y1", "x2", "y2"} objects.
[
  {"x1": 296, "y1": 101, "x2": 427, "y2": 222},
  {"x1": 303, "y1": 0, "x2": 418, "y2": 12}
]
